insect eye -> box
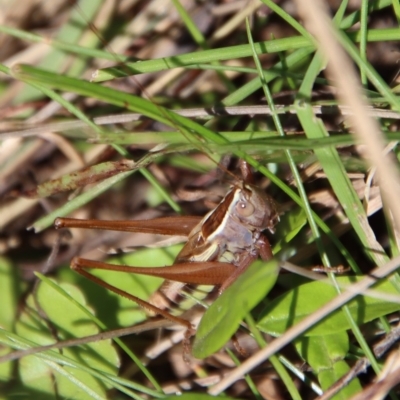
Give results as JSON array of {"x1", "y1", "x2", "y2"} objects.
[{"x1": 236, "y1": 201, "x2": 255, "y2": 217}]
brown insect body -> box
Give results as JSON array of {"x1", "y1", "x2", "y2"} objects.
[
  {"x1": 150, "y1": 182, "x2": 279, "y2": 314},
  {"x1": 55, "y1": 164, "x2": 280, "y2": 350}
]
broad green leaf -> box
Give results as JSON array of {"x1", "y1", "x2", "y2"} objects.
[
  {"x1": 258, "y1": 276, "x2": 400, "y2": 336},
  {"x1": 0, "y1": 257, "x2": 20, "y2": 330},
  {"x1": 318, "y1": 362, "x2": 361, "y2": 400},
  {"x1": 0, "y1": 257, "x2": 22, "y2": 382},
  {"x1": 296, "y1": 332, "x2": 349, "y2": 369},
  {"x1": 193, "y1": 259, "x2": 279, "y2": 359},
  {"x1": 295, "y1": 334, "x2": 362, "y2": 399},
  {"x1": 15, "y1": 279, "x2": 119, "y2": 400},
  {"x1": 59, "y1": 244, "x2": 182, "y2": 327}
]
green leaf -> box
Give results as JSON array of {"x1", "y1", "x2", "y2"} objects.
[
  {"x1": 296, "y1": 334, "x2": 362, "y2": 399},
  {"x1": 0, "y1": 257, "x2": 20, "y2": 330},
  {"x1": 319, "y1": 362, "x2": 360, "y2": 400},
  {"x1": 192, "y1": 259, "x2": 279, "y2": 359},
  {"x1": 258, "y1": 276, "x2": 400, "y2": 336},
  {"x1": 60, "y1": 244, "x2": 182, "y2": 328},
  {"x1": 0, "y1": 257, "x2": 23, "y2": 382},
  {"x1": 15, "y1": 279, "x2": 119, "y2": 399},
  {"x1": 93, "y1": 29, "x2": 400, "y2": 81},
  {"x1": 296, "y1": 332, "x2": 349, "y2": 369}
]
